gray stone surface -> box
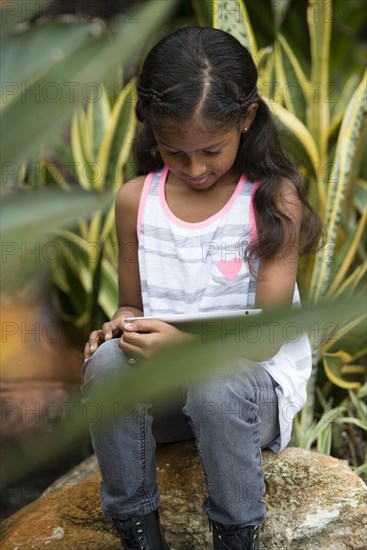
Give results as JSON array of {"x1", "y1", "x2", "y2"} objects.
[{"x1": 1, "y1": 442, "x2": 366, "y2": 549}]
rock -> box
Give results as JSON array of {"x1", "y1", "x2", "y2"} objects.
[{"x1": 0, "y1": 443, "x2": 366, "y2": 549}]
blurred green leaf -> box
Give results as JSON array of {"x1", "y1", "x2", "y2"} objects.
[
  {"x1": 1, "y1": 0, "x2": 178, "y2": 169},
  {"x1": 2, "y1": 293, "x2": 366, "y2": 482}
]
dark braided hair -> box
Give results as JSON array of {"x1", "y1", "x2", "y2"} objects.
[{"x1": 134, "y1": 26, "x2": 323, "y2": 261}]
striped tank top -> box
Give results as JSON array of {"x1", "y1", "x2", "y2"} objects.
[{"x1": 137, "y1": 166, "x2": 312, "y2": 452}]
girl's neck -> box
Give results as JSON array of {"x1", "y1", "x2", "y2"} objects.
[{"x1": 163, "y1": 167, "x2": 243, "y2": 224}]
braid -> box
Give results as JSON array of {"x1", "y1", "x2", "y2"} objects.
[{"x1": 136, "y1": 85, "x2": 163, "y2": 103}]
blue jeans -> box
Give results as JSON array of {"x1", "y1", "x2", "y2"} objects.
[{"x1": 81, "y1": 338, "x2": 280, "y2": 526}]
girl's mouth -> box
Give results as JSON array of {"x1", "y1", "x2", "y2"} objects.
[{"x1": 184, "y1": 173, "x2": 210, "y2": 185}]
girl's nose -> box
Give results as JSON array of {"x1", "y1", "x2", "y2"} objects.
[{"x1": 184, "y1": 157, "x2": 206, "y2": 178}]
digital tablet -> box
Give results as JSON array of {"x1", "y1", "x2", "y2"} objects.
[{"x1": 125, "y1": 309, "x2": 262, "y2": 325}]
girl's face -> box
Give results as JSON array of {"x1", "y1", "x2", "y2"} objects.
[{"x1": 153, "y1": 119, "x2": 245, "y2": 189}]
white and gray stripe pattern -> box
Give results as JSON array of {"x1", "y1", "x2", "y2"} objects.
[{"x1": 137, "y1": 167, "x2": 311, "y2": 452}]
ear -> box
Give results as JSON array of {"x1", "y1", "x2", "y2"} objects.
[{"x1": 240, "y1": 102, "x2": 259, "y2": 133}]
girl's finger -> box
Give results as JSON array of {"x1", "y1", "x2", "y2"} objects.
[{"x1": 118, "y1": 335, "x2": 144, "y2": 357}]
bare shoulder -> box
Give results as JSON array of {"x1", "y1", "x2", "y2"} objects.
[{"x1": 115, "y1": 175, "x2": 147, "y2": 213}]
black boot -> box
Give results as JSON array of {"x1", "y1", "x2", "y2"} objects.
[
  {"x1": 211, "y1": 520, "x2": 260, "y2": 550},
  {"x1": 112, "y1": 509, "x2": 170, "y2": 550}
]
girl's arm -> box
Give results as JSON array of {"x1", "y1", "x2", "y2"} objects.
[{"x1": 253, "y1": 180, "x2": 303, "y2": 360}]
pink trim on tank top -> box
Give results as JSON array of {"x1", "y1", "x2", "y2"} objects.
[
  {"x1": 137, "y1": 171, "x2": 154, "y2": 240},
  {"x1": 158, "y1": 166, "x2": 246, "y2": 229},
  {"x1": 249, "y1": 180, "x2": 259, "y2": 242}
]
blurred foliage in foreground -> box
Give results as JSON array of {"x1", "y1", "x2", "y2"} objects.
[{"x1": 1, "y1": 0, "x2": 366, "y2": 480}]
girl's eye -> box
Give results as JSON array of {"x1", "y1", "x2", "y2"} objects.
[
  {"x1": 166, "y1": 150, "x2": 182, "y2": 156},
  {"x1": 204, "y1": 151, "x2": 221, "y2": 156}
]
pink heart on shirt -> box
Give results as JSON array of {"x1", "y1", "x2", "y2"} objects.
[{"x1": 217, "y1": 259, "x2": 243, "y2": 280}]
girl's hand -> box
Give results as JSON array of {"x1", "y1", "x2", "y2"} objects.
[
  {"x1": 119, "y1": 319, "x2": 196, "y2": 360},
  {"x1": 84, "y1": 311, "x2": 135, "y2": 359}
]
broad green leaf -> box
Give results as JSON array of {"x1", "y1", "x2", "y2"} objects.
[
  {"x1": 1, "y1": 22, "x2": 104, "y2": 103},
  {"x1": 0, "y1": 0, "x2": 52, "y2": 39},
  {"x1": 98, "y1": 80, "x2": 137, "y2": 190},
  {"x1": 266, "y1": 99, "x2": 319, "y2": 176},
  {"x1": 1, "y1": 188, "x2": 111, "y2": 243},
  {"x1": 3, "y1": 294, "x2": 366, "y2": 482},
  {"x1": 310, "y1": 71, "x2": 367, "y2": 303},
  {"x1": 213, "y1": 0, "x2": 258, "y2": 60},
  {"x1": 1, "y1": 0, "x2": 178, "y2": 168},
  {"x1": 1, "y1": 188, "x2": 111, "y2": 291}
]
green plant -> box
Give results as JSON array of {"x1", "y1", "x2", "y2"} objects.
[
  {"x1": 1, "y1": 0, "x2": 178, "y2": 287},
  {"x1": 192, "y1": 0, "x2": 366, "y2": 460},
  {"x1": 48, "y1": 80, "x2": 138, "y2": 337}
]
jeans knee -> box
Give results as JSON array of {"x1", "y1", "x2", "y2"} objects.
[
  {"x1": 184, "y1": 376, "x2": 257, "y2": 429},
  {"x1": 82, "y1": 338, "x2": 128, "y2": 385}
]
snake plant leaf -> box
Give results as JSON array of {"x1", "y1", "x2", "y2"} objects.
[
  {"x1": 271, "y1": 0, "x2": 292, "y2": 28},
  {"x1": 323, "y1": 351, "x2": 363, "y2": 390},
  {"x1": 277, "y1": 33, "x2": 311, "y2": 102},
  {"x1": 54, "y1": 231, "x2": 95, "y2": 284},
  {"x1": 310, "y1": 71, "x2": 367, "y2": 303},
  {"x1": 327, "y1": 210, "x2": 367, "y2": 297},
  {"x1": 307, "y1": 0, "x2": 332, "y2": 173},
  {"x1": 43, "y1": 162, "x2": 70, "y2": 191},
  {"x1": 71, "y1": 107, "x2": 95, "y2": 190},
  {"x1": 321, "y1": 312, "x2": 367, "y2": 355},
  {"x1": 97, "y1": 80, "x2": 137, "y2": 190},
  {"x1": 266, "y1": 99, "x2": 319, "y2": 177},
  {"x1": 213, "y1": 0, "x2": 258, "y2": 60},
  {"x1": 87, "y1": 85, "x2": 111, "y2": 160},
  {"x1": 333, "y1": 262, "x2": 367, "y2": 299},
  {"x1": 348, "y1": 387, "x2": 367, "y2": 423},
  {"x1": 99, "y1": 259, "x2": 119, "y2": 318},
  {"x1": 191, "y1": 0, "x2": 213, "y2": 26},
  {"x1": 273, "y1": 37, "x2": 307, "y2": 121},
  {"x1": 353, "y1": 180, "x2": 367, "y2": 216},
  {"x1": 328, "y1": 73, "x2": 361, "y2": 138},
  {"x1": 256, "y1": 46, "x2": 273, "y2": 75}
]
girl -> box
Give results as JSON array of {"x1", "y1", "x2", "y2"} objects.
[{"x1": 82, "y1": 27, "x2": 322, "y2": 550}]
